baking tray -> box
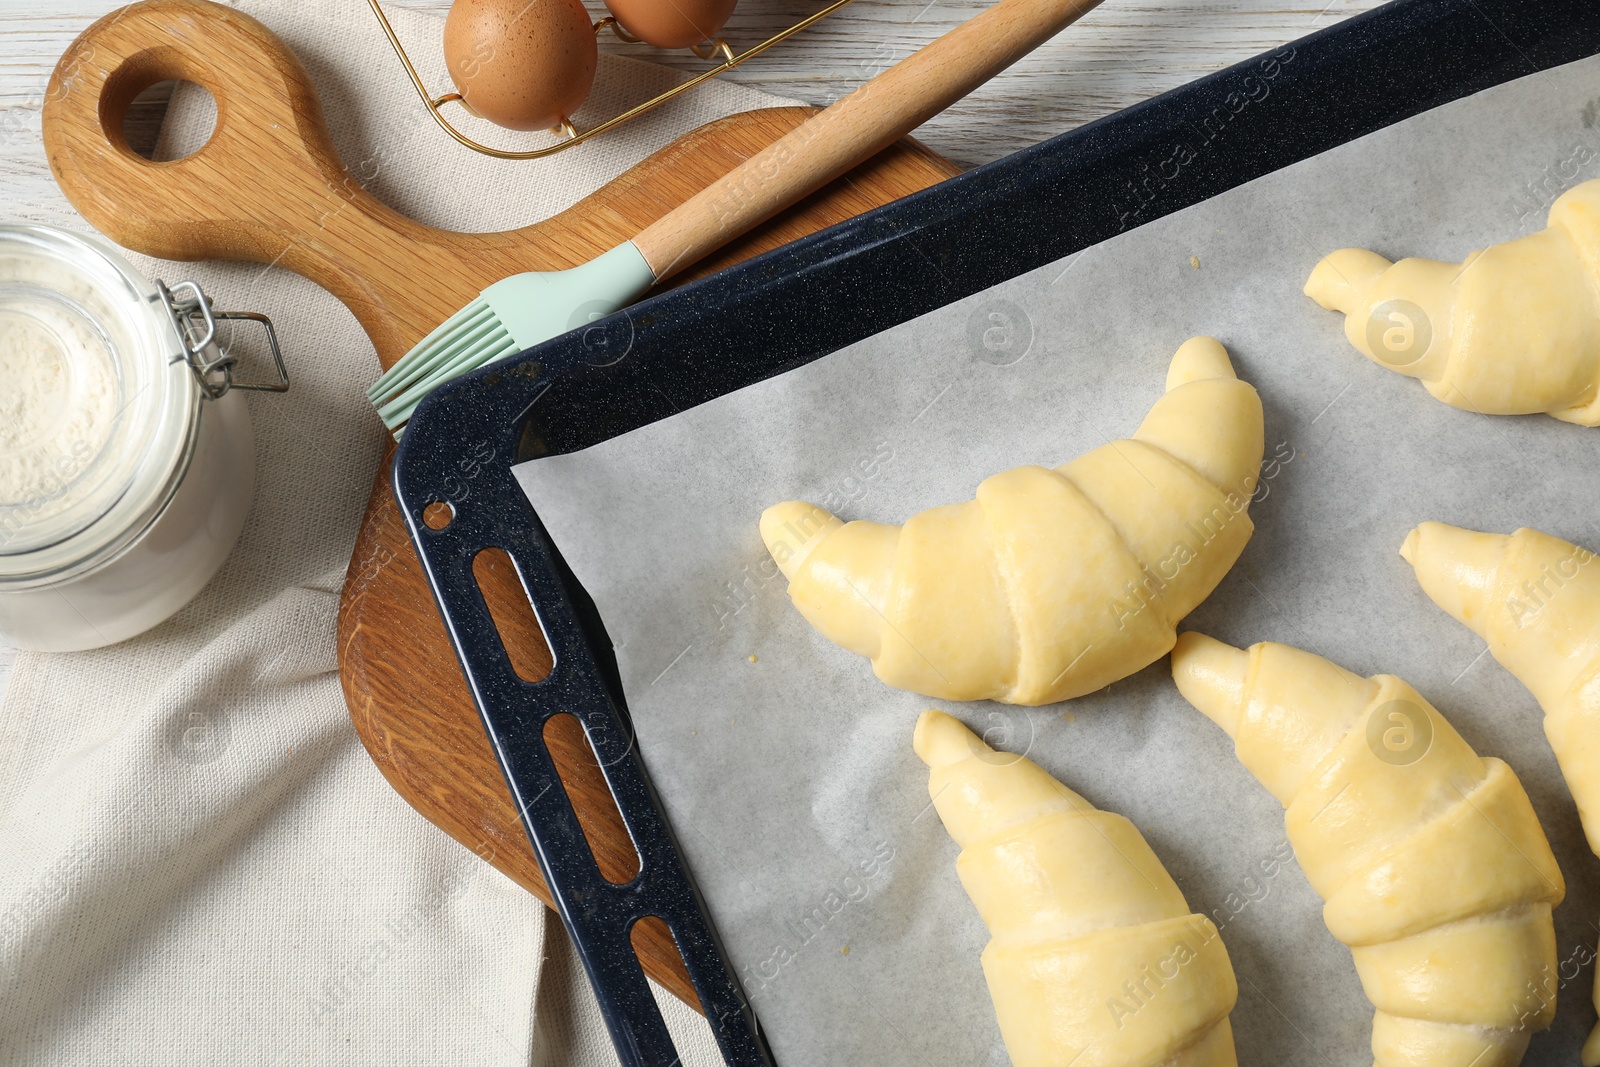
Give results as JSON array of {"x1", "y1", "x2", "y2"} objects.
[{"x1": 392, "y1": 1, "x2": 1600, "y2": 1064}]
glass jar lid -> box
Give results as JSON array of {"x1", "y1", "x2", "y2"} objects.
[{"x1": 0, "y1": 225, "x2": 198, "y2": 583}]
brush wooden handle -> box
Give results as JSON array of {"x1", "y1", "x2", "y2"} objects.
[{"x1": 631, "y1": 0, "x2": 1104, "y2": 280}]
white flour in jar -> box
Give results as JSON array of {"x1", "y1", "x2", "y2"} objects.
[{"x1": 0, "y1": 287, "x2": 119, "y2": 513}]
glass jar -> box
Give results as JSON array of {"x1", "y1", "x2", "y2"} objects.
[{"x1": 0, "y1": 225, "x2": 288, "y2": 651}]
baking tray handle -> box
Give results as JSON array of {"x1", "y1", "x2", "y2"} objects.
[{"x1": 394, "y1": 378, "x2": 773, "y2": 1067}]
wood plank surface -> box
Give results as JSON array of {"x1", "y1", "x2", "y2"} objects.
[{"x1": 0, "y1": 0, "x2": 1387, "y2": 177}]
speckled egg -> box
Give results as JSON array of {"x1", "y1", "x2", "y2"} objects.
[
  {"x1": 604, "y1": 0, "x2": 738, "y2": 49},
  {"x1": 443, "y1": 0, "x2": 598, "y2": 132}
]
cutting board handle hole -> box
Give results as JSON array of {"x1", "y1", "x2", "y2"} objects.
[
  {"x1": 471, "y1": 547, "x2": 553, "y2": 683},
  {"x1": 544, "y1": 712, "x2": 643, "y2": 886},
  {"x1": 100, "y1": 50, "x2": 218, "y2": 163},
  {"x1": 117, "y1": 79, "x2": 216, "y2": 162}
]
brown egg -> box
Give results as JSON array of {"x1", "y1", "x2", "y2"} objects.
[
  {"x1": 443, "y1": 0, "x2": 598, "y2": 132},
  {"x1": 604, "y1": 0, "x2": 738, "y2": 49}
]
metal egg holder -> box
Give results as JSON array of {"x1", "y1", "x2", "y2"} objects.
[{"x1": 365, "y1": 0, "x2": 855, "y2": 161}]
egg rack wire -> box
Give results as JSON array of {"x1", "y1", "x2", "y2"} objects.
[{"x1": 365, "y1": 0, "x2": 856, "y2": 160}]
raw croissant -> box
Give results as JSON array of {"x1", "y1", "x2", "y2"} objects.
[
  {"x1": 914, "y1": 709, "x2": 1239, "y2": 1067},
  {"x1": 1304, "y1": 178, "x2": 1600, "y2": 424},
  {"x1": 1402, "y1": 521, "x2": 1600, "y2": 1064},
  {"x1": 761, "y1": 337, "x2": 1263, "y2": 705},
  {"x1": 1172, "y1": 634, "x2": 1565, "y2": 1067}
]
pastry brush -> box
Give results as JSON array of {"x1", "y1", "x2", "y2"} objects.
[{"x1": 369, "y1": 0, "x2": 1106, "y2": 433}]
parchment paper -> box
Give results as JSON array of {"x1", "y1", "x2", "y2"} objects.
[{"x1": 515, "y1": 52, "x2": 1600, "y2": 1066}]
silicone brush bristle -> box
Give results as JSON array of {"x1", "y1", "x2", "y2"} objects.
[
  {"x1": 368, "y1": 299, "x2": 491, "y2": 402},
  {"x1": 367, "y1": 244, "x2": 659, "y2": 435},
  {"x1": 369, "y1": 298, "x2": 517, "y2": 434},
  {"x1": 369, "y1": 299, "x2": 497, "y2": 405}
]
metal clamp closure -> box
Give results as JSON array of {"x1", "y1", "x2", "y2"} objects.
[{"x1": 158, "y1": 279, "x2": 291, "y2": 400}]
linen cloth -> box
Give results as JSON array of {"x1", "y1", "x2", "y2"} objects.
[{"x1": 0, "y1": 1, "x2": 801, "y2": 1062}]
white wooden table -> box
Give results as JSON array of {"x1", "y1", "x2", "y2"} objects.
[{"x1": 0, "y1": 0, "x2": 1381, "y2": 699}]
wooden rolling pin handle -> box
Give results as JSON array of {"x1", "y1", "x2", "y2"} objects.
[{"x1": 630, "y1": 0, "x2": 1105, "y2": 281}]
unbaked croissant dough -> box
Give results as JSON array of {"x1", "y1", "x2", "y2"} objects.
[
  {"x1": 914, "y1": 709, "x2": 1239, "y2": 1067},
  {"x1": 1172, "y1": 634, "x2": 1565, "y2": 1067},
  {"x1": 1304, "y1": 178, "x2": 1600, "y2": 424},
  {"x1": 761, "y1": 337, "x2": 1263, "y2": 705},
  {"x1": 1402, "y1": 521, "x2": 1600, "y2": 1064}
]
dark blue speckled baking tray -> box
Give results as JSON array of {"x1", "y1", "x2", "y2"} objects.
[{"x1": 391, "y1": 2, "x2": 1600, "y2": 1063}]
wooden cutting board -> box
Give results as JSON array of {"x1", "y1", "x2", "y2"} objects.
[{"x1": 43, "y1": 0, "x2": 962, "y2": 1010}]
